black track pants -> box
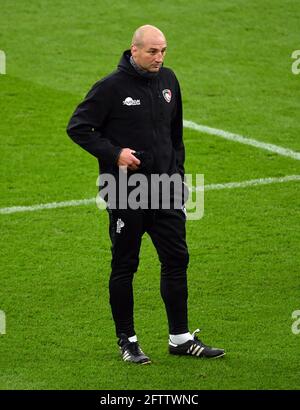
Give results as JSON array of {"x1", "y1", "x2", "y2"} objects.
[{"x1": 107, "y1": 208, "x2": 189, "y2": 337}]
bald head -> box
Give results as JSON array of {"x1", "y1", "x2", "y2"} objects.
[
  {"x1": 132, "y1": 25, "x2": 166, "y2": 48},
  {"x1": 131, "y1": 25, "x2": 167, "y2": 73}
]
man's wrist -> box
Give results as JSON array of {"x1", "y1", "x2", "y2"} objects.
[{"x1": 115, "y1": 148, "x2": 123, "y2": 165}]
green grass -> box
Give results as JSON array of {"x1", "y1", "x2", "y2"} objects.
[{"x1": 0, "y1": 0, "x2": 300, "y2": 390}]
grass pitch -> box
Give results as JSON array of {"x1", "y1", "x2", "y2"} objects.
[{"x1": 0, "y1": 0, "x2": 299, "y2": 390}]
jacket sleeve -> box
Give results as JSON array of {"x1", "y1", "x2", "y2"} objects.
[
  {"x1": 66, "y1": 80, "x2": 122, "y2": 165},
  {"x1": 171, "y1": 76, "x2": 185, "y2": 179}
]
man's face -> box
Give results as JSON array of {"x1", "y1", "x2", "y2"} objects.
[{"x1": 131, "y1": 36, "x2": 167, "y2": 72}]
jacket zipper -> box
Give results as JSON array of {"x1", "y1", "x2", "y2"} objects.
[{"x1": 147, "y1": 80, "x2": 158, "y2": 145}]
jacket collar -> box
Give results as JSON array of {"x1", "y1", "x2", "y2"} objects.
[{"x1": 118, "y1": 50, "x2": 160, "y2": 80}]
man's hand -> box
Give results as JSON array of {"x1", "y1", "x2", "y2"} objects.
[{"x1": 117, "y1": 148, "x2": 141, "y2": 171}]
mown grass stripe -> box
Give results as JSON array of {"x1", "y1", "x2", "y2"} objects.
[{"x1": 183, "y1": 120, "x2": 300, "y2": 161}]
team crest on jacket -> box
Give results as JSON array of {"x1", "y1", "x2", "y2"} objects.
[{"x1": 162, "y1": 89, "x2": 172, "y2": 103}]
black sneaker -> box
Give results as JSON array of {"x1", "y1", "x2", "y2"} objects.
[
  {"x1": 169, "y1": 329, "x2": 225, "y2": 359},
  {"x1": 118, "y1": 334, "x2": 151, "y2": 365}
]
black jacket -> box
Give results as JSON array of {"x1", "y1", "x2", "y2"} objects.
[{"x1": 67, "y1": 50, "x2": 185, "y2": 180}]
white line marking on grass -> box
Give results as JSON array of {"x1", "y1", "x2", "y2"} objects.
[
  {"x1": 0, "y1": 198, "x2": 95, "y2": 215},
  {"x1": 183, "y1": 120, "x2": 300, "y2": 161},
  {"x1": 197, "y1": 174, "x2": 300, "y2": 191},
  {"x1": 0, "y1": 175, "x2": 299, "y2": 215}
]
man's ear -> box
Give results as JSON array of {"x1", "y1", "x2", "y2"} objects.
[{"x1": 131, "y1": 44, "x2": 137, "y2": 55}]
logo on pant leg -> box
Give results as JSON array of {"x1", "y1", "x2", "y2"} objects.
[{"x1": 116, "y1": 218, "x2": 125, "y2": 233}]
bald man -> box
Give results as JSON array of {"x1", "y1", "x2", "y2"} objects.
[{"x1": 67, "y1": 25, "x2": 225, "y2": 365}]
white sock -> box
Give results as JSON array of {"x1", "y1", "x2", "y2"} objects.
[
  {"x1": 128, "y1": 335, "x2": 137, "y2": 342},
  {"x1": 169, "y1": 332, "x2": 193, "y2": 345}
]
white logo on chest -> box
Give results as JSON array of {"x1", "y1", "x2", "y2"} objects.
[{"x1": 123, "y1": 97, "x2": 141, "y2": 106}]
